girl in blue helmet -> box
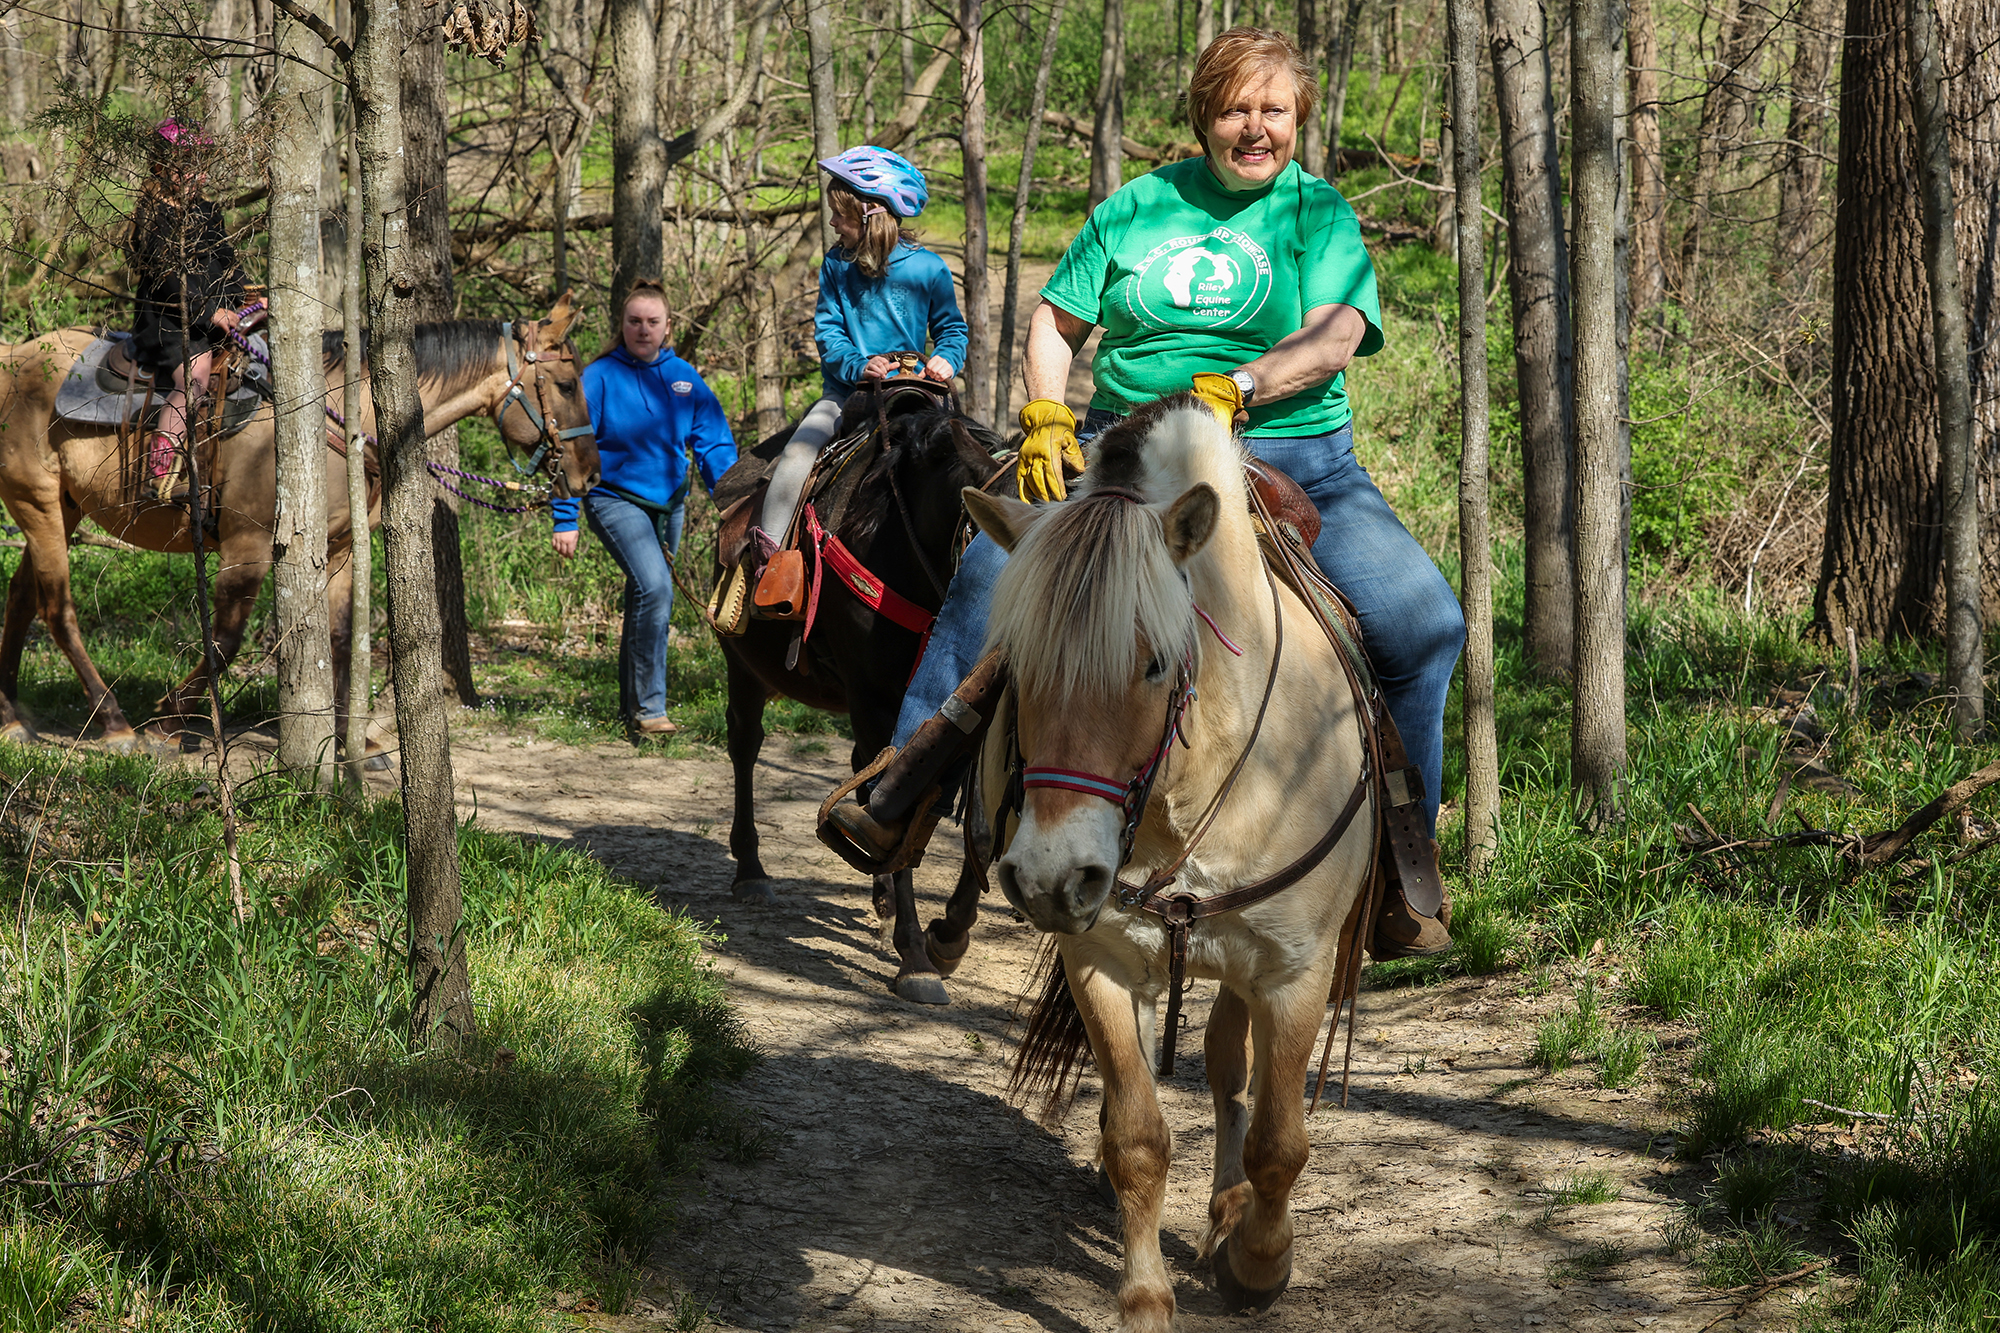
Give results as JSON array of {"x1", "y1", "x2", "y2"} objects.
[{"x1": 755, "y1": 146, "x2": 969, "y2": 557}]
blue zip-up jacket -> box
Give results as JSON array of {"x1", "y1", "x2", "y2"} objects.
[
  {"x1": 815, "y1": 243, "x2": 969, "y2": 398},
  {"x1": 551, "y1": 347, "x2": 737, "y2": 533}
]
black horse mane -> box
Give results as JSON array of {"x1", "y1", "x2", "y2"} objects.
[
  {"x1": 844, "y1": 401, "x2": 1006, "y2": 549},
  {"x1": 319, "y1": 319, "x2": 510, "y2": 398}
]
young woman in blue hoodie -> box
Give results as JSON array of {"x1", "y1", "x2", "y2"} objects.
[
  {"x1": 552, "y1": 281, "x2": 737, "y2": 739},
  {"x1": 755, "y1": 147, "x2": 968, "y2": 559}
]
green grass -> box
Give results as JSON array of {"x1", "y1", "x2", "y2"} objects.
[{"x1": 0, "y1": 742, "x2": 754, "y2": 1330}]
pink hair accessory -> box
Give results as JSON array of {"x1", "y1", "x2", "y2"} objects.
[
  {"x1": 156, "y1": 118, "x2": 215, "y2": 148},
  {"x1": 860, "y1": 204, "x2": 888, "y2": 219}
]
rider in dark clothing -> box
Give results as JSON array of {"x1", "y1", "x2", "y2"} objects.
[{"x1": 128, "y1": 118, "x2": 257, "y2": 495}]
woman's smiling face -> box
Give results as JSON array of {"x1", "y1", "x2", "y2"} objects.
[{"x1": 1204, "y1": 64, "x2": 1299, "y2": 192}]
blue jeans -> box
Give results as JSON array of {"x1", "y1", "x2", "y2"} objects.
[
  {"x1": 585, "y1": 487, "x2": 688, "y2": 724},
  {"x1": 894, "y1": 419, "x2": 1465, "y2": 834}
]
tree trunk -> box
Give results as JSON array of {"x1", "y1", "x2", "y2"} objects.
[
  {"x1": 1909, "y1": 0, "x2": 1980, "y2": 732},
  {"x1": 612, "y1": 0, "x2": 665, "y2": 299},
  {"x1": 1300, "y1": 0, "x2": 1324, "y2": 179},
  {"x1": 1488, "y1": 0, "x2": 1574, "y2": 676},
  {"x1": 400, "y1": 24, "x2": 476, "y2": 709},
  {"x1": 270, "y1": 5, "x2": 334, "y2": 784},
  {"x1": 1450, "y1": 0, "x2": 1498, "y2": 873},
  {"x1": 1771, "y1": 0, "x2": 1836, "y2": 286},
  {"x1": 1626, "y1": 0, "x2": 1667, "y2": 311},
  {"x1": 205, "y1": 0, "x2": 236, "y2": 128},
  {"x1": 2, "y1": 11, "x2": 27, "y2": 127},
  {"x1": 997, "y1": 0, "x2": 1067, "y2": 424},
  {"x1": 805, "y1": 0, "x2": 839, "y2": 249},
  {"x1": 1432, "y1": 105, "x2": 1456, "y2": 256},
  {"x1": 355, "y1": 0, "x2": 474, "y2": 1048},
  {"x1": 1944, "y1": 0, "x2": 2000, "y2": 623},
  {"x1": 1677, "y1": 0, "x2": 1766, "y2": 291},
  {"x1": 1196, "y1": 0, "x2": 1215, "y2": 53},
  {"x1": 863, "y1": 0, "x2": 881, "y2": 139},
  {"x1": 900, "y1": 0, "x2": 917, "y2": 95},
  {"x1": 1325, "y1": 0, "x2": 1363, "y2": 169},
  {"x1": 1088, "y1": 0, "x2": 1125, "y2": 212},
  {"x1": 1570, "y1": 0, "x2": 1624, "y2": 828},
  {"x1": 959, "y1": 0, "x2": 992, "y2": 421},
  {"x1": 1815, "y1": 0, "x2": 1942, "y2": 642},
  {"x1": 344, "y1": 115, "x2": 372, "y2": 792}
]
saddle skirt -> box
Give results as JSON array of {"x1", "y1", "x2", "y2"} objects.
[{"x1": 53, "y1": 332, "x2": 270, "y2": 426}]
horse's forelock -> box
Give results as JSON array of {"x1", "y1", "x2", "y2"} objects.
[{"x1": 987, "y1": 493, "x2": 1197, "y2": 705}]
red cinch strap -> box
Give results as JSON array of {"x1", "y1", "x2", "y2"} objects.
[{"x1": 803, "y1": 504, "x2": 936, "y2": 639}]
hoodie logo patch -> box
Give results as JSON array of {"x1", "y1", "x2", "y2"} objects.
[{"x1": 671, "y1": 381, "x2": 694, "y2": 394}]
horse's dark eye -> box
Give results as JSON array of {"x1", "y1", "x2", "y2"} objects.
[{"x1": 1143, "y1": 657, "x2": 1167, "y2": 682}]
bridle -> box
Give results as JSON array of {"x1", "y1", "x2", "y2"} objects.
[
  {"x1": 999, "y1": 483, "x2": 1377, "y2": 1077},
  {"x1": 494, "y1": 319, "x2": 592, "y2": 485}
]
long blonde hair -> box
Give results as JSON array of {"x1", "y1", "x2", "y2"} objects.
[{"x1": 829, "y1": 183, "x2": 919, "y2": 278}]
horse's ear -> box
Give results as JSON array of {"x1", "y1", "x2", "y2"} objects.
[
  {"x1": 964, "y1": 487, "x2": 1039, "y2": 553},
  {"x1": 1162, "y1": 483, "x2": 1220, "y2": 565},
  {"x1": 544, "y1": 290, "x2": 579, "y2": 342}
]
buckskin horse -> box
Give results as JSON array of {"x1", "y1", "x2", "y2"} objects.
[
  {"x1": 969, "y1": 395, "x2": 1381, "y2": 1329},
  {"x1": 711, "y1": 379, "x2": 1006, "y2": 1005},
  {"x1": 0, "y1": 295, "x2": 598, "y2": 753}
]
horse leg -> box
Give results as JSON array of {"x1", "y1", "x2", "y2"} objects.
[
  {"x1": 724, "y1": 650, "x2": 777, "y2": 904},
  {"x1": 1198, "y1": 985, "x2": 1256, "y2": 1256},
  {"x1": 0, "y1": 550, "x2": 42, "y2": 742},
  {"x1": 11, "y1": 500, "x2": 142, "y2": 746},
  {"x1": 148, "y1": 556, "x2": 268, "y2": 737},
  {"x1": 1064, "y1": 946, "x2": 1175, "y2": 1333},
  {"x1": 923, "y1": 849, "x2": 984, "y2": 977},
  {"x1": 886, "y1": 867, "x2": 948, "y2": 1005},
  {"x1": 1207, "y1": 976, "x2": 1327, "y2": 1313}
]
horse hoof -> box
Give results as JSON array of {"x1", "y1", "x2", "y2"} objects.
[
  {"x1": 1213, "y1": 1231, "x2": 1291, "y2": 1314},
  {"x1": 731, "y1": 879, "x2": 778, "y2": 905},
  {"x1": 101, "y1": 730, "x2": 144, "y2": 756},
  {"x1": 0, "y1": 721, "x2": 37, "y2": 746},
  {"x1": 923, "y1": 923, "x2": 971, "y2": 976},
  {"x1": 893, "y1": 973, "x2": 950, "y2": 1006}
]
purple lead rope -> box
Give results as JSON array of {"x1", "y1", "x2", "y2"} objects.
[{"x1": 228, "y1": 301, "x2": 552, "y2": 513}]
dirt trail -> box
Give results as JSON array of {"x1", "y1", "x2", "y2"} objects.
[{"x1": 434, "y1": 722, "x2": 1757, "y2": 1333}]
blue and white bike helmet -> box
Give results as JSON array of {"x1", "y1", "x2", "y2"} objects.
[{"x1": 818, "y1": 146, "x2": 929, "y2": 219}]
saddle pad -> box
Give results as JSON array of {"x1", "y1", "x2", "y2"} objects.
[{"x1": 54, "y1": 332, "x2": 271, "y2": 426}]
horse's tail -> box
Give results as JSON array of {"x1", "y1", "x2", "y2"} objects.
[{"x1": 1008, "y1": 939, "x2": 1093, "y2": 1123}]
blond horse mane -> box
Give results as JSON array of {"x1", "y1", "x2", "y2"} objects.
[{"x1": 983, "y1": 395, "x2": 1247, "y2": 704}]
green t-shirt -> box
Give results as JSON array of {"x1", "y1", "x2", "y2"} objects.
[{"x1": 1041, "y1": 157, "x2": 1386, "y2": 437}]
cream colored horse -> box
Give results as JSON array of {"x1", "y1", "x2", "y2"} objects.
[
  {"x1": 965, "y1": 396, "x2": 1374, "y2": 1331},
  {"x1": 0, "y1": 296, "x2": 596, "y2": 752}
]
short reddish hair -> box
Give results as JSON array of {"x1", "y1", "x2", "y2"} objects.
[{"x1": 1186, "y1": 27, "x2": 1322, "y2": 153}]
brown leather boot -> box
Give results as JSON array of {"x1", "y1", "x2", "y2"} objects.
[
  {"x1": 818, "y1": 650, "x2": 1007, "y2": 874},
  {"x1": 1371, "y1": 838, "x2": 1453, "y2": 960}
]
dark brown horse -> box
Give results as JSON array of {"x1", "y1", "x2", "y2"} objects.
[{"x1": 715, "y1": 390, "x2": 1004, "y2": 1004}]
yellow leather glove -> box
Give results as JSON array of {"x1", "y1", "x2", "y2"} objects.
[
  {"x1": 1191, "y1": 372, "x2": 1246, "y2": 432},
  {"x1": 1017, "y1": 399, "x2": 1085, "y2": 502}
]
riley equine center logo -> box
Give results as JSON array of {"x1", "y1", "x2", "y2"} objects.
[{"x1": 1128, "y1": 228, "x2": 1275, "y2": 331}]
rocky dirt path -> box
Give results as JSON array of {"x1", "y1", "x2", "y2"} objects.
[{"x1": 433, "y1": 721, "x2": 1763, "y2": 1333}]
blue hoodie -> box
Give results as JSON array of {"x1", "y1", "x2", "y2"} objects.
[
  {"x1": 551, "y1": 346, "x2": 737, "y2": 533},
  {"x1": 815, "y1": 243, "x2": 969, "y2": 398}
]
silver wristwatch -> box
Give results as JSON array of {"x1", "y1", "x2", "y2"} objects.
[{"x1": 1229, "y1": 369, "x2": 1256, "y2": 405}]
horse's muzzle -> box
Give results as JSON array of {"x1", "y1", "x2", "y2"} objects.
[{"x1": 997, "y1": 851, "x2": 1116, "y2": 935}]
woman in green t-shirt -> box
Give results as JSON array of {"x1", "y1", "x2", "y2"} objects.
[{"x1": 829, "y1": 27, "x2": 1463, "y2": 959}]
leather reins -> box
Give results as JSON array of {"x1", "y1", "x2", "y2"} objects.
[
  {"x1": 494, "y1": 319, "x2": 592, "y2": 485},
  {"x1": 1001, "y1": 484, "x2": 1376, "y2": 1077}
]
